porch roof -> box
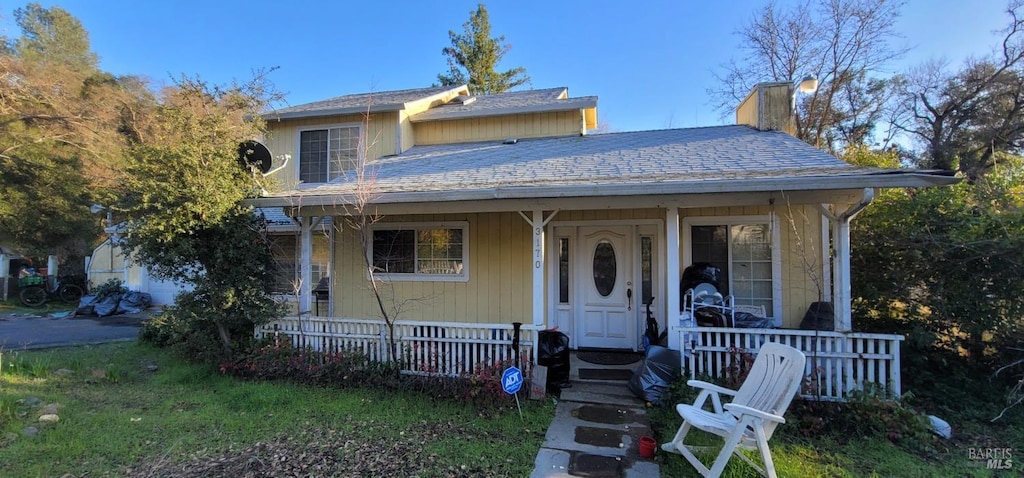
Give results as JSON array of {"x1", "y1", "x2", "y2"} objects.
[{"x1": 250, "y1": 125, "x2": 958, "y2": 208}]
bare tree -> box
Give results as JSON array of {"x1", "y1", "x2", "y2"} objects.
[
  {"x1": 710, "y1": 0, "x2": 906, "y2": 152},
  {"x1": 891, "y1": 1, "x2": 1024, "y2": 178}
]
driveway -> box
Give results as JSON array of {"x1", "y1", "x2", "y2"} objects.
[{"x1": 0, "y1": 311, "x2": 149, "y2": 350}]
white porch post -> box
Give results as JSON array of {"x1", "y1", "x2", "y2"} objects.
[
  {"x1": 531, "y1": 210, "x2": 545, "y2": 328},
  {"x1": 666, "y1": 207, "x2": 681, "y2": 349},
  {"x1": 832, "y1": 218, "x2": 852, "y2": 332},
  {"x1": 828, "y1": 188, "x2": 874, "y2": 333},
  {"x1": 821, "y1": 214, "x2": 832, "y2": 302},
  {"x1": 298, "y1": 216, "x2": 323, "y2": 316}
]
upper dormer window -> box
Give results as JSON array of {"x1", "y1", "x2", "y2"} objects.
[{"x1": 299, "y1": 124, "x2": 360, "y2": 183}]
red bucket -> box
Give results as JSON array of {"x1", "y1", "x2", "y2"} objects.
[{"x1": 639, "y1": 436, "x2": 657, "y2": 458}]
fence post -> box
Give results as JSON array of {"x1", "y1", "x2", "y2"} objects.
[
  {"x1": 379, "y1": 322, "x2": 389, "y2": 363},
  {"x1": 891, "y1": 337, "x2": 902, "y2": 398}
]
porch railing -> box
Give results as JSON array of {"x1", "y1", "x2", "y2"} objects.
[
  {"x1": 256, "y1": 317, "x2": 537, "y2": 377},
  {"x1": 678, "y1": 327, "x2": 903, "y2": 402}
]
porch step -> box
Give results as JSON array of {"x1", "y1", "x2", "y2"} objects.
[{"x1": 559, "y1": 380, "x2": 643, "y2": 407}]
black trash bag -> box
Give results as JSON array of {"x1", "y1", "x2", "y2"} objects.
[
  {"x1": 693, "y1": 307, "x2": 727, "y2": 327},
  {"x1": 734, "y1": 312, "x2": 775, "y2": 329},
  {"x1": 76, "y1": 295, "x2": 97, "y2": 316},
  {"x1": 117, "y1": 291, "x2": 152, "y2": 314},
  {"x1": 680, "y1": 262, "x2": 721, "y2": 310},
  {"x1": 799, "y1": 301, "x2": 835, "y2": 331},
  {"x1": 628, "y1": 345, "x2": 682, "y2": 405},
  {"x1": 93, "y1": 294, "x2": 123, "y2": 317},
  {"x1": 537, "y1": 330, "x2": 571, "y2": 390}
]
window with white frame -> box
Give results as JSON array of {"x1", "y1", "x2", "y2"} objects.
[
  {"x1": 298, "y1": 125, "x2": 360, "y2": 183},
  {"x1": 686, "y1": 217, "x2": 778, "y2": 316},
  {"x1": 371, "y1": 223, "x2": 468, "y2": 281}
]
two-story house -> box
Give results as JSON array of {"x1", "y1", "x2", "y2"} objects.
[{"x1": 244, "y1": 83, "x2": 953, "y2": 400}]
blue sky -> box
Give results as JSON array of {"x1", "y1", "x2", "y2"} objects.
[{"x1": 0, "y1": 0, "x2": 1011, "y2": 133}]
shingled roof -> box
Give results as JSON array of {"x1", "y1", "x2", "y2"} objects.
[
  {"x1": 409, "y1": 87, "x2": 597, "y2": 122},
  {"x1": 264, "y1": 86, "x2": 465, "y2": 120},
  {"x1": 252, "y1": 125, "x2": 956, "y2": 207}
]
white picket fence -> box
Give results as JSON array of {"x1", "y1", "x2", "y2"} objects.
[
  {"x1": 679, "y1": 327, "x2": 903, "y2": 401},
  {"x1": 256, "y1": 317, "x2": 537, "y2": 377}
]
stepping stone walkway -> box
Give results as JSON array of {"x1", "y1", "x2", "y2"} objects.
[{"x1": 531, "y1": 365, "x2": 660, "y2": 477}]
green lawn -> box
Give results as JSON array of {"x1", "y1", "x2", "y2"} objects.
[
  {"x1": 3, "y1": 342, "x2": 1021, "y2": 477},
  {"x1": 0, "y1": 343, "x2": 554, "y2": 477},
  {"x1": 648, "y1": 385, "x2": 1024, "y2": 477}
]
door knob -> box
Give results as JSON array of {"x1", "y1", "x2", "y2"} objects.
[{"x1": 627, "y1": 288, "x2": 633, "y2": 311}]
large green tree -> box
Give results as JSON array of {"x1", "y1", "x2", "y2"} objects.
[
  {"x1": 122, "y1": 73, "x2": 284, "y2": 359},
  {"x1": 437, "y1": 4, "x2": 530, "y2": 95},
  {"x1": 0, "y1": 3, "x2": 139, "y2": 262},
  {"x1": 11, "y1": 2, "x2": 98, "y2": 72},
  {"x1": 850, "y1": 148, "x2": 1024, "y2": 365}
]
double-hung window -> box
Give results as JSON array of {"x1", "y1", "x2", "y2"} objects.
[
  {"x1": 370, "y1": 222, "x2": 469, "y2": 281},
  {"x1": 684, "y1": 216, "x2": 780, "y2": 320},
  {"x1": 298, "y1": 125, "x2": 360, "y2": 183}
]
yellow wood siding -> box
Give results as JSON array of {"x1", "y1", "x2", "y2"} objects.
[
  {"x1": 324, "y1": 205, "x2": 824, "y2": 328},
  {"x1": 263, "y1": 112, "x2": 398, "y2": 188},
  {"x1": 735, "y1": 90, "x2": 759, "y2": 129},
  {"x1": 735, "y1": 84, "x2": 793, "y2": 134},
  {"x1": 399, "y1": 110, "x2": 416, "y2": 152},
  {"x1": 413, "y1": 111, "x2": 582, "y2": 145},
  {"x1": 331, "y1": 212, "x2": 532, "y2": 325},
  {"x1": 780, "y1": 204, "x2": 826, "y2": 327}
]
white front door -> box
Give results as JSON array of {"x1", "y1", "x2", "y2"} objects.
[{"x1": 576, "y1": 226, "x2": 636, "y2": 349}]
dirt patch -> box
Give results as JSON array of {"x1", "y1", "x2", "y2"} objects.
[{"x1": 121, "y1": 423, "x2": 507, "y2": 478}]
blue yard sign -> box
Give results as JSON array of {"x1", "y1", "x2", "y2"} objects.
[{"x1": 502, "y1": 366, "x2": 524, "y2": 395}]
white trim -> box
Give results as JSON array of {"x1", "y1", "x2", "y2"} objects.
[
  {"x1": 665, "y1": 208, "x2": 681, "y2": 349},
  {"x1": 637, "y1": 224, "x2": 661, "y2": 346},
  {"x1": 682, "y1": 214, "x2": 783, "y2": 324},
  {"x1": 252, "y1": 174, "x2": 958, "y2": 208},
  {"x1": 821, "y1": 212, "x2": 832, "y2": 302},
  {"x1": 367, "y1": 221, "x2": 470, "y2": 282},
  {"x1": 548, "y1": 221, "x2": 659, "y2": 350},
  {"x1": 258, "y1": 190, "x2": 870, "y2": 215},
  {"x1": 294, "y1": 122, "x2": 363, "y2": 185},
  {"x1": 549, "y1": 227, "x2": 576, "y2": 338},
  {"x1": 531, "y1": 210, "x2": 545, "y2": 327}
]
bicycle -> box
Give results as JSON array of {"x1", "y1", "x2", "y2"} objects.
[{"x1": 18, "y1": 275, "x2": 85, "y2": 307}]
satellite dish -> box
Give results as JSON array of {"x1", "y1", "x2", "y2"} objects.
[{"x1": 237, "y1": 141, "x2": 272, "y2": 174}]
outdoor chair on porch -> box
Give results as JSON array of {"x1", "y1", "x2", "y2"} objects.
[{"x1": 662, "y1": 342, "x2": 806, "y2": 478}]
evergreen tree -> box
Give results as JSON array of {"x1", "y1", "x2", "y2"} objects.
[{"x1": 437, "y1": 4, "x2": 529, "y2": 95}]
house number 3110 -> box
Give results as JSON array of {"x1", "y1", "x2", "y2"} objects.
[{"x1": 534, "y1": 227, "x2": 542, "y2": 269}]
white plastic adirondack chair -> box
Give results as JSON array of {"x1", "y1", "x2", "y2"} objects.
[{"x1": 662, "y1": 342, "x2": 806, "y2": 478}]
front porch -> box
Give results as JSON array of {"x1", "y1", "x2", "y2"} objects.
[{"x1": 267, "y1": 190, "x2": 905, "y2": 402}]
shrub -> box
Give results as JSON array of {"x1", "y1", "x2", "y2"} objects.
[
  {"x1": 789, "y1": 389, "x2": 937, "y2": 453},
  {"x1": 220, "y1": 339, "x2": 521, "y2": 410}
]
